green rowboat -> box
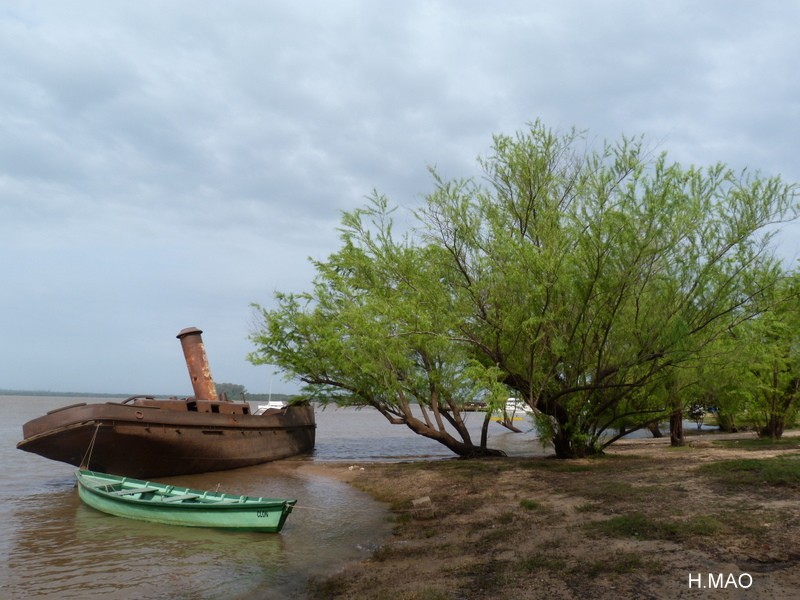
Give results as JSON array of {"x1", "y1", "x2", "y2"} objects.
[{"x1": 75, "y1": 469, "x2": 296, "y2": 532}]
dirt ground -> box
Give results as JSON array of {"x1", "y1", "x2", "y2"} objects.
[{"x1": 298, "y1": 430, "x2": 800, "y2": 599}]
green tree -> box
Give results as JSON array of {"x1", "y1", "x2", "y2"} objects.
[
  {"x1": 420, "y1": 121, "x2": 798, "y2": 457},
  {"x1": 683, "y1": 334, "x2": 752, "y2": 433},
  {"x1": 250, "y1": 121, "x2": 798, "y2": 459},
  {"x1": 681, "y1": 272, "x2": 800, "y2": 438},
  {"x1": 215, "y1": 382, "x2": 247, "y2": 401},
  {"x1": 741, "y1": 274, "x2": 800, "y2": 438},
  {"x1": 249, "y1": 197, "x2": 505, "y2": 457}
]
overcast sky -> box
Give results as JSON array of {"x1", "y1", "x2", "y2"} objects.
[{"x1": 2, "y1": 1, "x2": 799, "y2": 396}]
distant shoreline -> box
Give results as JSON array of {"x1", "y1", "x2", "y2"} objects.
[
  {"x1": 0, "y1": 389, "x2": 133, "y2": 398},
  {"x1": 0, "y1": 389, "x2": 298, "y2": 403}
]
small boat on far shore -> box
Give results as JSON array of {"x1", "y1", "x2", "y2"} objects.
[{"x1": 76, "y1": 469, "x2": 296, "y2": 532}]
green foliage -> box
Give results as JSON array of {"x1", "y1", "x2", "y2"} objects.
[
  {"x1": 250, "y1": 120, "x2": 800, "y2": 459},
  {"x1": 249, "y1": 193, "x2": 504, "y2": 457},
  {"x1": 519, "y1": 499, "x2": 545, "y2": 511},
  {"x1": 215, "y1": 382, "x2": 247, "y2": 401},
  {"x1": 743, "y1": 276, "x2": 800, "y2": 437},
  {"x1": 419, "y1": 120, "x2": 798, "y2": 457},
  {"x1": 694, "y1": 272, "x2": 800, "y2": 436}
]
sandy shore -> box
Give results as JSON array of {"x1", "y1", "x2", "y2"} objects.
[{"x1": 300, "y1": 431, "x2": 800, "y2": 599}]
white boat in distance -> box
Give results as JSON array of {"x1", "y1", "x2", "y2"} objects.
[
  {"x1": 254, "y1": 399, "x2": 289, "y2": 415},
  {"x1": 504, "y1": 398, "x2": 533, "y2": 414}
]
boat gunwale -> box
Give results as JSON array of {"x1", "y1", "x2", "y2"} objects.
[
  {"x1": 22, "y1": 402, "x2": 316, "y2": 433},
  {"x1": 76, "y1": 470, "x2": 296, "y2": 511}
]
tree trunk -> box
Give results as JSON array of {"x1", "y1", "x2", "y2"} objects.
[
  {"x1": 667, "y1": 374, "x2": 684, "y2": 447},
  {"x1": 759, "y1": 414, "x2": 785, "y2": 439},
  {"x1": 551, "y1": 426, "x2": 595, "y2": 458},
  {"x1": 395, "y1": 410, "x2": 506, "y2": 457},
  {"x1": 648, "y1": 423, "x2": 664, "y2": 438},
  {"x1": 716, "y1": 411, "x2": 738, "y2": 432},
  {"x1": 480, "y1": 410, "x2": 491, "y2": 449},
  {"x1": 552, "y1": 430, "x2": 577, "y2": 458},
  {"x1": 669, "y1": 406, "x2": 684, "y2": 447}
]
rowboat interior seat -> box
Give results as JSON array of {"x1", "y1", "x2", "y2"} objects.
[
  {"x1": 163, "y1": 493, "x2": 200, "y2": 503},
  {"x1": 111, "y1": 487, "x2": 160, "y2": 496}
]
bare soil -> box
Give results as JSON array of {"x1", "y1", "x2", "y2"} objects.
[{"x1": 300, "y1": 430, "x2": 800, "y2": 599}]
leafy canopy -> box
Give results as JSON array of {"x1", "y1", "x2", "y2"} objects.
[{"x1": 251, "y1": 120, "x2": 799, "y2": 458}]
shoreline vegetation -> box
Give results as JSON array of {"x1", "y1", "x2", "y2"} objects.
[{"x1": 303, "y1": 430, "x2": 800, "y2": 599}]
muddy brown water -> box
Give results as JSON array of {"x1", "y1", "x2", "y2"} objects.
[{"x1": 1, "y1": 395, "x2": 545, "y2": 599}]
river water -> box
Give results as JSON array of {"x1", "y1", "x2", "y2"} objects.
[{"x1": 0, "y1": 395, "x2": 543, "y2": 599}]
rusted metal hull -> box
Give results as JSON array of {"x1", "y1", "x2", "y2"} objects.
[{"x1": 17, "y1": 399, "x2": 316, "y2": 478}]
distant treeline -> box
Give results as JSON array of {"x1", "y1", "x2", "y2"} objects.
[
  {"x1": 244, "y1": 393, "x2": 298, "y2": 403},
  {"x1": 214, "y1": 382, "x2": 301, "y2": 404}
]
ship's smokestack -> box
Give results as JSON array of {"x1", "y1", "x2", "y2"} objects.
[{"x1": 176, "y1": 327, "x2": 219, "y2": 401}]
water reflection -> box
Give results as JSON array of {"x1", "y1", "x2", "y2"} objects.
[
  {"x1": 3, "y1": 397, "x2": 550, "y2": 599},
  {"x1": 311, "y1": 405, "x2": 545, "y2": 460},
  {"x1": 3, "y1": 458, "x2": 390, "y2": 599}
]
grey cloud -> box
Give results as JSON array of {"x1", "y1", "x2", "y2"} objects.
[{"x1": 2, "y1": 0, "x2": 799, "y2": 394}]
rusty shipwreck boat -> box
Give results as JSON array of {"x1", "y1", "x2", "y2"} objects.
[{"x1": 17, "y1": 327, "x2": 315, "y2": 478}]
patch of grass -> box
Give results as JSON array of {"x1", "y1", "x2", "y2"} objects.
[
  {"x1": 403, "y1": 519, "x2": 447, "y2": 540},
  {"x1": 458, "y1": 558, "x2": 512, "y2": 595},
  {"x1": 517, "y1": 454, "x2": 645, "y2": 476},
  {"x1": 527, "y1": 460, "x2": 594, "y2": 473},
  {"x1": 587, "y1": 513, "x2": 666, "y2": 540},
  {"x1": 519, "y1": 552, "x2": 568, "y2": 573},
  {"x1": 699, "y1": 456, "x2": 800, "y2": 488},
  {"x1": 573, "y1": 552, "x2": 662, "y2": 576},
  {"x1": 497, "y1": 510, "x2": 516, "y2": 524},
  {"x1": 474, "y1": 527, "x2": 509, "y2": 551},
  {"x1": 713, "y1": 437, "x2": 800, "y2": 451},
  {"x1": 450, "y1": 494, "x2": 484, "y2": 514},
  {"x1": 393, "y1": 512, "x2": 414, "y2": 525},
  {"x1": 370, "y1": 543, "x2": 401, "y2": 562},
  {"x1": 403, "y1": 589, "x2": 452, "y2": 600},
  {"x1": 670, "y1": 483, "x2": 690, "y2": 494},
  {"x1": 586, "y1": 512, "x2": 722, "y2": 541},
  {"x1": 429, "y1": 458, "x2": 510, "y2": 477},
  {"x1": 708, "y1": 510, "x2": 764, "y2": 537},
  {"x1": 571, "y1": 480, "x2": 668, "y2": 505},
  {"x1": 519, "y1": 499, "x2": 546, "y2": 511},
  {"x1": 666, "y1": 444, "x2": 696, "y2": 452},
  {"x1": 522, "y1": 549, "x2": 663, "y2": 579},
  {"x1": 352, "y1": 478, "x2": 406, "y2": 506},
  {"x1": 683, "y1": 515, "x2": 724, "y2": 536}
]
